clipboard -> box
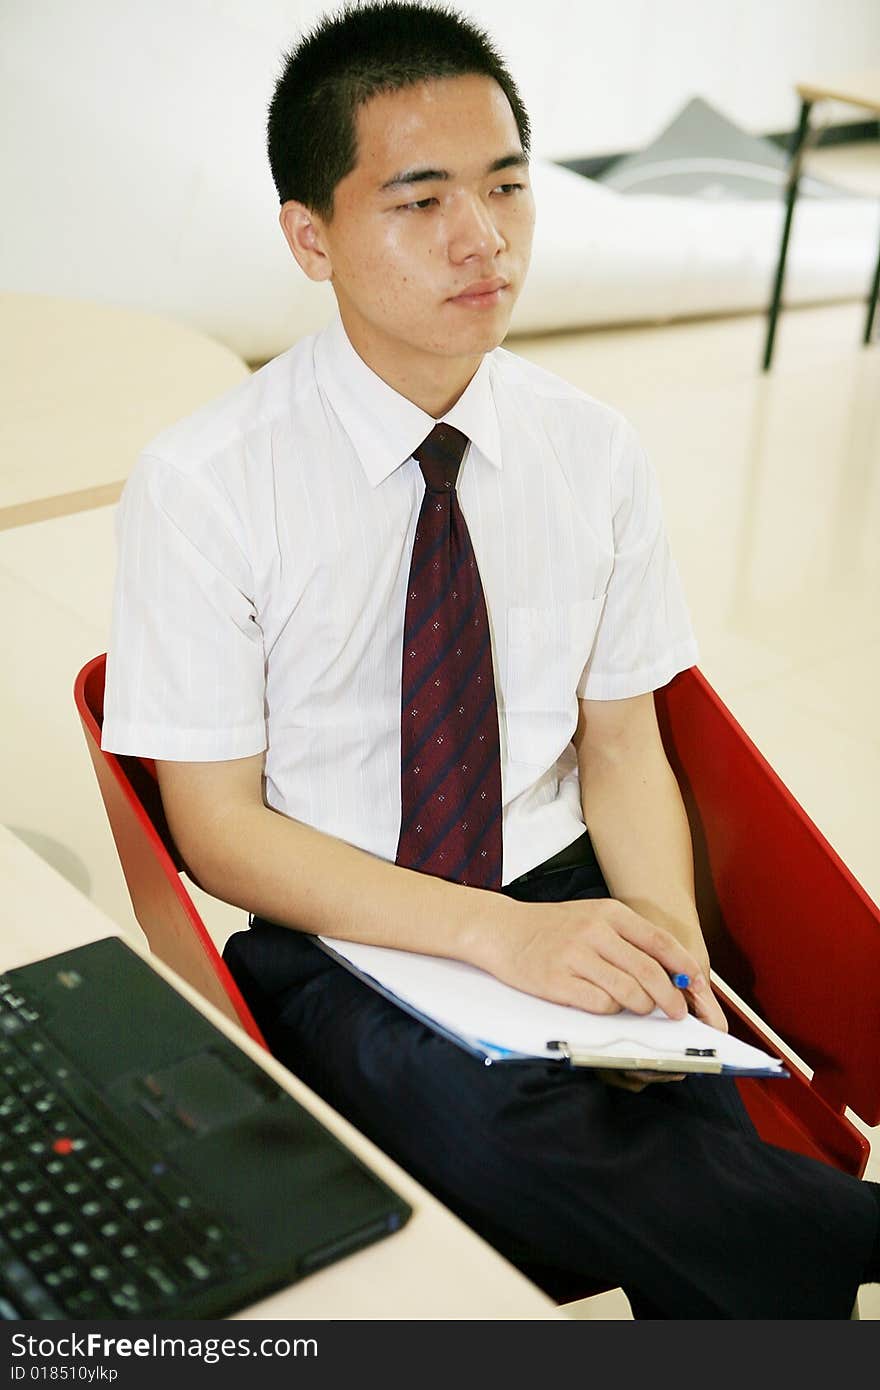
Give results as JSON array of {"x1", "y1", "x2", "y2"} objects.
[{"x1": 315, "y1": 937, "x2": 788, "y2": 1077}]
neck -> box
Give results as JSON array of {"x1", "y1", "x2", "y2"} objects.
[{"x1": 337, "y1": 309, "x2": 483, "y2": 417}]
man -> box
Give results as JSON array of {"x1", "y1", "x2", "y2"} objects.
[{"x1": 103, "y1": 2, "x2": 880, "y2": 1317}]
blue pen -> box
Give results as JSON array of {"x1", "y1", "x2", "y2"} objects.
[{"x1": 670, "y1": 972, "x2": 690, "y2": 989}]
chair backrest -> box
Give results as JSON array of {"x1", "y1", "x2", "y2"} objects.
[
  {"x1": 656, "y1": 666, "x2": 880, "y2": 1176},
  {"x1": 74, "y1": 653, "x2": 267, "y2": 1050}
]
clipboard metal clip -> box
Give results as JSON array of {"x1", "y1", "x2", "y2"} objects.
[{"x1": 545, "y1": 1039, "x2": 723, "y2": 1074}]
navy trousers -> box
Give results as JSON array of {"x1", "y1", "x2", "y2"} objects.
[{"x1": 222, "y1": 851, "x2": 876, "y2": 1318}]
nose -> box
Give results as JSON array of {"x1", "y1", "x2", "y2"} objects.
[{"x1": 447, "y1": 192, "x2": 504, "y2": 263}]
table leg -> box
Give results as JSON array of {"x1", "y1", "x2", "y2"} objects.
[
  {"x1": 864, "y1": 223, "x2": 880, "y2": 345},
  {"x1": 762, "y1": 98, "x2": 813, "y2": 372}
]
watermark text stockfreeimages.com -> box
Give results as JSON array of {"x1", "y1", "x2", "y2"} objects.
[{"x1": 9, "y1": 1331, "x2": 316, "y2": 1372}]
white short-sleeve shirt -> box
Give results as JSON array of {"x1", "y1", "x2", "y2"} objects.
[{"x1": 102, "y1": 313, "x2": 698, "y2": 884}]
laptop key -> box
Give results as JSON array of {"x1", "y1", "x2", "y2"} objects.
[
  {"x1": 44, "y1": 1263, "x2": 80, "y2": 1293},
  {"x1": 143, "y1": 1262, "x2": 179, "y2": 1298},
  {"x1": 1, "y1": 1236, "x2": 64, "y2": 1319},
  {"x1": 109, "y1": 1286, "x2": 146, "y2": 1315},
  {"x1": 183, "y1": 1254, "x2": 212, "y2": 1282},
  {"x1": 63, "y1": 1286, "x2": 111, "y2": 1318}
]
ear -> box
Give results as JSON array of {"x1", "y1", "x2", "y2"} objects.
[{"x1": 279, "y1": 200, "x2": 333, "y2": 282}]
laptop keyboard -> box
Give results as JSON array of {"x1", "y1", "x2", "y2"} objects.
[{"x1": 0, "y1": 972, "x2": 249, "y2": 1319}]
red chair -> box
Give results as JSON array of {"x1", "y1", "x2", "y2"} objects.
[
  {"x1": 75, "y1": 654, "x2": 880, "y2": 1178},
  {"x1": 655, "y1": 667, "x2": 880, "y2": 1177},
  {"x1": 74, "y1": 653, "x2": 268, "y2": 1051}
]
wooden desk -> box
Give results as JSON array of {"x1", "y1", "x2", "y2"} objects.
[
  {"x1": 0, "y1": 292, "x2": 249, "y2": 531},
  {"x1": 763, "y1": 69, "x2": 880, "y2": 369},
  {"x1": 1, "y1": 822, "x2": 557, "y2": 1320}
]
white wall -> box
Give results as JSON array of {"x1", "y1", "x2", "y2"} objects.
[
  {"x1": 476, "y1": 0, "x2": 880, "y2": 157},
  {"x1": 4, "y1": 2, "x2": 879, "y2": 174},
  {"x1": 3, "y1": 0, "x2": 878, "y2": 359},
  {"x1": 218, "y1": 0, "x2": 880, "y2": 158}
]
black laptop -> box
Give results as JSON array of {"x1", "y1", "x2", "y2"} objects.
[{"x1": 0, "y1": 935, "x2": 411, "y2": 1320}]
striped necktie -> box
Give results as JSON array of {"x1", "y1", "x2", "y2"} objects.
[{"x1": 395, "y1": 423, "x2": 503, "y2": 888}]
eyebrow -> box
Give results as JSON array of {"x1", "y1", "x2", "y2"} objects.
[{"x1": 379, "y1": 152, "x2": 528, "y2": 192}]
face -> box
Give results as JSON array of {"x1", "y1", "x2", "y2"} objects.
[{"x1": 281, "y1": 74, "x2": 535, "y2": 410}]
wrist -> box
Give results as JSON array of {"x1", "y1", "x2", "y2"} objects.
[
  {"x1": 617, "y1": 895, "x2": 709, "y2": 969},
  {"x1": 665, "y1": 917, "x2": 711, "y2": 977},
  {"x1": 453, "y1": 882, "x2": 522, "y2": 974}
]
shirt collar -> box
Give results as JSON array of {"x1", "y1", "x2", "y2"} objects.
[{"x1": 314, "y1": 311, "x2": 502, "y2": 486}]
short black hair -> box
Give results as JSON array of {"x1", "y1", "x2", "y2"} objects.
[{"x1": 267, "y1": 1, "x2": 531, "y2": 217}]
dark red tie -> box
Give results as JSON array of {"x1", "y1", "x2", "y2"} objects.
[{"x1": 395, "y1": 424, "x2": 503, "y2": 888}]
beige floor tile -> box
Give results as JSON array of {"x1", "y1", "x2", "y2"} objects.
[
  {"x1": 716, "y1": 683, "x2": 880, "y2": 903},
  {"x1": 511, "y1": 303, "x2": 880, "y2": 665},
  {"x1": 742, "y1": 637, "x2": 880, "y2": 749},
  {"x1": 508, "y1": 296, "x2": 876, "y2": 404}
]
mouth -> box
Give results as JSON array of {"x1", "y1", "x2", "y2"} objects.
[{"x1": 447, "y1": 278, "x2": 509, "y2": 308}]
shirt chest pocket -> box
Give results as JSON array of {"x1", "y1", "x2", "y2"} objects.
[{"x1": 503, "y1": 597, "x2": 605, "y2": 766}]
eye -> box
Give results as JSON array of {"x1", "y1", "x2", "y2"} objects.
[
  {"x1": 492, "y1": 182, "x2": 525, "y2": 196},
  {"x1": 398, "y1": 197, "x2": 438, "y2": 212}
]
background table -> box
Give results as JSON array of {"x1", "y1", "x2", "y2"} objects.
[{"x1": 763, "y1": 69, "x2": 880, "y2": 369}]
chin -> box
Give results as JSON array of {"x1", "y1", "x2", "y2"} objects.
[{"x1": 440, "y1": 315, "x2": 513, "y2": 358}]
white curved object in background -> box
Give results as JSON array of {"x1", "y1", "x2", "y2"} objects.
[
  {"x1": 2, "y1": 2, "x2": 878, "y2": 364},
  {"x1": 517, "y1": 160, "x2": 880, "y2": 337}
]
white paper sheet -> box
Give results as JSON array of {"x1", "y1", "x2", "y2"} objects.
[{"x1": 318, "y1": 937, "x2": 785, "y2": 1073}]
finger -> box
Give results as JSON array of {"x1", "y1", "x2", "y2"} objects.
[
  {"x1": 590, "y1": 931, "x2": 690, "y2": 1020},
  {"x1": 554, "y1": 975, "x2": 622, "y2": 1016},
  {"x1": 596, "y1": 1069, "x2": 685, "y2": 1091},
  {"x1": 571, "y1": 951, "x2": 659, "y2": 1016},
  {"x1": 596, "y1": 1069, "x2": 649, "y2": 1092},
  {"x1": 627, "y1": 1071, "x2": 686, "y2": 1084},
  {"x1": 617, "y1": 1073, "x2": 686, "y2": 1084},
  {"x1": 685, "y1": 975, "x2": 728, "y2": 1031},
  {"x1": 607, "y1": 913, "x2": 705, "y2": 1018}
]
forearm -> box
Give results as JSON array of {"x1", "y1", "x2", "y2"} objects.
[
  {"x1": 179, "y1": 796, "x2": 506, "y2": 966},
  {"x1": 157, "y1": 745, "x2": 723, "y2": 1026},
  {"x1": 192, "y1": 797, "x2": 718, "y2": 1023},
  {"x1": 577, "y1": 720, "x2": 710, "y2": 973}
]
